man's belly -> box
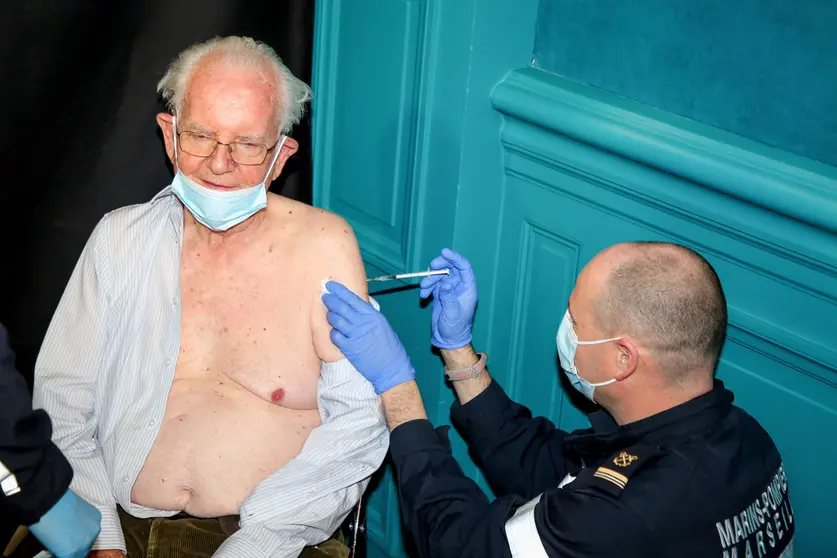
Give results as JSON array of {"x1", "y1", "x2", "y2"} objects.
[{"x1": 131, "y1": 376, "x2": 321, "y2": 517}]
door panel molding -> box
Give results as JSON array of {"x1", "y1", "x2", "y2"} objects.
[
  {"x1": 313, "y1": 0, "x2": 429, "y2": 273},
  {"x1": 504, "y1": 222, "x2": 579, "y2": 415},
  {"x1": 491, "y1": 67, "x2": 837, "y2": 239},
  {"x1": 313, "y1": 0, "x2": 467, "y2": 279},
  {"x1": 501, "y1": 135, "x2": 837, "y2": 304}
]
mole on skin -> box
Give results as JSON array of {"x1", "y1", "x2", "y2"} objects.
[{"x1": 270, "y1": 388, "x2": 285, "y2": 403}]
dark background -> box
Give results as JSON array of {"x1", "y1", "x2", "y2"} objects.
[{"x1": 0, "y1": 0, "x2": 315, "y2": 391}]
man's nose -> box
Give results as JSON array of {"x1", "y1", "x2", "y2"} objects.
[{"x1": 207, "y1": 143, "x2": 237, "y2": 174}]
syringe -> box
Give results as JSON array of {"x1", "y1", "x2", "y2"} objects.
[{"x1": 367, "y1": 269, "x2": 450, "y2": 283}]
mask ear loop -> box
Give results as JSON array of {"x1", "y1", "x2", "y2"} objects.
[
  {"x1": 565, "y1": 309, "x2": 623, "y2": 346},
  {"x1": 261, "y1": 135, "x2": 288, "y2": 184},
  {"x1": 576, "y1": 336, "x2": 623, "y2": 346},
  {"x1": 172, "y1": 115, "x2": 180, "y2": 165}
]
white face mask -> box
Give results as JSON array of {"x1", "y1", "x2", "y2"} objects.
[{"x1": 556, "y1": 310, "x2": 621, "y2": 402}]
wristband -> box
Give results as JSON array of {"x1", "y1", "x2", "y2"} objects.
[{"x1": 445, "y1": 352, "x2": 488, "y2": 382}]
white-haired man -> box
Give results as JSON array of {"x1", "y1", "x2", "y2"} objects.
[{"x1": 33, "y1": 36, "x2": 388, "y2": 558}]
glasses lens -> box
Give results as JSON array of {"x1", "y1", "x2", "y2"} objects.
[
  {"x1": 231, "y1": 142, "x2": 268, "y2": 165},
  {"x1": 180, "y1": 133, "x2": 217, "y2": 157}
]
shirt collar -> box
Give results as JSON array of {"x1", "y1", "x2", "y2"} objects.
[{"x1": 152, "y1": 185, "x2": 184, "y2": 240}]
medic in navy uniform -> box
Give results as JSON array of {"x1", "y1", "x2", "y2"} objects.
[
  {"x1": 322, "y1": 243, "x2": 795, "y2": 558},
  {"x1": 0, "y1": 324, "x2": 100, "y2": 558}
]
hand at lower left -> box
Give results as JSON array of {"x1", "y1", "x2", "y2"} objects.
[
  {"x1": 29, "y1": 489, "x2": 100, "y2": 558},
  {"x1": 322, "y1": 281, "x2": 415, "y2": 394}
]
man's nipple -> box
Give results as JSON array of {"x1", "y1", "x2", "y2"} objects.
[{"x1": 270, "y1": 388, "x2": 285, "y2": 403}]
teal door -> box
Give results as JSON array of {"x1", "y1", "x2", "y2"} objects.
[{"x1": 312, "y1": 1, "x2": 837, "y2": 556}]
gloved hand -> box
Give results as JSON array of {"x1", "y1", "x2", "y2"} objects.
[
  {"x1": 323, "y1": 281, "x2": 415, "y2": 394},
  {"x1": 29, "y1": 489, "x2": 101, "y2": 558},
  {"x1": 419, "y1": 248, "x2": 478, "y2": 349}
]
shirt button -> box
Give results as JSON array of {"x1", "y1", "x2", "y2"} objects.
[
  {"x1": 122, "y1": 476, "x2": 129, "y2": 483},
  {"x1": 165, "y1": 358, "x2": 172, "y2": 366},
  {"x1": 147, "y1": 419, "x2": 155, "y2": 427}
]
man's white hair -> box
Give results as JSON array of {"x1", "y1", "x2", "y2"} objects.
[{"x1": 157, "y1": 36, "x2": 312, "y2": 135}]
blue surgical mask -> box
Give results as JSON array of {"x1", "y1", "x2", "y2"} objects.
[
  {"x1": 556, "y1": 310, "x2": 620, "y2": 402},
  {"x1": 169, "y1": 116, "x2": 287, "y2": 231}
]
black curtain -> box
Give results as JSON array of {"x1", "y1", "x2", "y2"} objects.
[{"x1": 0, "y1": 0, "x2": 315, "y2": 390}]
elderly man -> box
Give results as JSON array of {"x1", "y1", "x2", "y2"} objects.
[
  {"x1": 323, "y1": 243, "x2": 795, "y2": 557},
  {"x1": 33, "y1": 36, "x2": 387, "y2": 558}
]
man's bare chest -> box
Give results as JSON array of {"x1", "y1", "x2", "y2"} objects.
[{"x1": 176, "y1": 257, "x2": 321, "y2": 410}]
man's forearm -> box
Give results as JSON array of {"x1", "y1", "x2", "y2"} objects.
[
  {"x1": 440, "y1": 345, "x2": 492, "y2": 405},
  {"x1": 380, "y1": 343, "x2": 491, "y2": 429},
  {"x1": 381, "y1": 381, "x2": 428, "y2": 431}
]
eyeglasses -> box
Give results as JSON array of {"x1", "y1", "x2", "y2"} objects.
[{"x1": 177, "y1": 131, "x2": 282, "y2": 165}]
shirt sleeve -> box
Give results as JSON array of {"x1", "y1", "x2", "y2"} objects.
[
  {"x1": 0, "y1": 324, "x2": 73, "y2": 526},
  {"x1": 214, "y1": 358, "x2": 389, "y2": 558},
  {"x1": 450, "y1": 380, "x2": 571, "y2": 500},
  {"x1": 31, "y1": 217, "x2": 126, "y2": 551}
]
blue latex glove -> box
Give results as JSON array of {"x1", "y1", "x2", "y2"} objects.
[
  {"x1": 323, "y1": 281, "x2": 415, "y2": 394},
  {"x1": 29, "y1": 489, "x2": 101, "y2": 558},
  {"x1": 419, "y1": 248, "x2": 478, "y2": 349}
]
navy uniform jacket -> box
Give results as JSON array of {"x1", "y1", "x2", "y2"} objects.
[
  {"x1": 390, "y1": 379, "x2": 795, "y2": 558},
  {"x1": 0, "y1": 324, "x2": 72, "y2": 526}
]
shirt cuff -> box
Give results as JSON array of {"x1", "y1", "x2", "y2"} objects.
[
  {"x1": 90, "y1": 506, "x2": 126, "y2": 552},
  {"x1": 390, "y1": 419, "x2": 452, "y2": 465},
  {"x1": 449, "y1": 380, "x2": 514, "y2": 432}
]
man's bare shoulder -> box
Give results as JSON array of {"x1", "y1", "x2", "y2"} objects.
[
  {"x1": 266, "y1": 196, "x2": 367, "y2": 361},
  {"x1": 267, "y1": 194, "x2": 359, "y2": 254}
]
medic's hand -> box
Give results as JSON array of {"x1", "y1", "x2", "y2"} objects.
[
  {"x1": 419, "y1": 248, "x2": 478, "y2": 350},
  {"x1": 323, "y1": 281, "x2": 416, "y2": 394},
  {"x1": 29, "y1": 489, "x2": 101, "y2": 558}
]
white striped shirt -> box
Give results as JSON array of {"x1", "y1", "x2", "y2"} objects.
[{"x1": 32, "y1": 188, "x2": 389, "y2": 557}]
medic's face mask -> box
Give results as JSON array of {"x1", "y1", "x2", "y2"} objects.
[{"x1": 556, "y1": 310, "x2": 621, "y2": 402}]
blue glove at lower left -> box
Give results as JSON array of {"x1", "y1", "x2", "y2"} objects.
[
  {"x1": 29, "y1": 489, "x2": 101, "y2": 558},
  {"x1": 322, "y1": 281, "x2": 415, "y2": 394}
]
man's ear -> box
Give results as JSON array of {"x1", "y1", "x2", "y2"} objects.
[
  {"x1": 270, "y1": 136, "x2": 300, "y2": 182},
  {"x1": 613, "y1": 337, "x2": 640, "y2": 381},
  {"x1": 156, "y1": 113, "x2": 176, "y2": 169}
]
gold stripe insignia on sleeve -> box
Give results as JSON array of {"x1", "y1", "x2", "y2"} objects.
[{"x1": 593, "y1": 466, "x2": 629, "y2": 489}]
